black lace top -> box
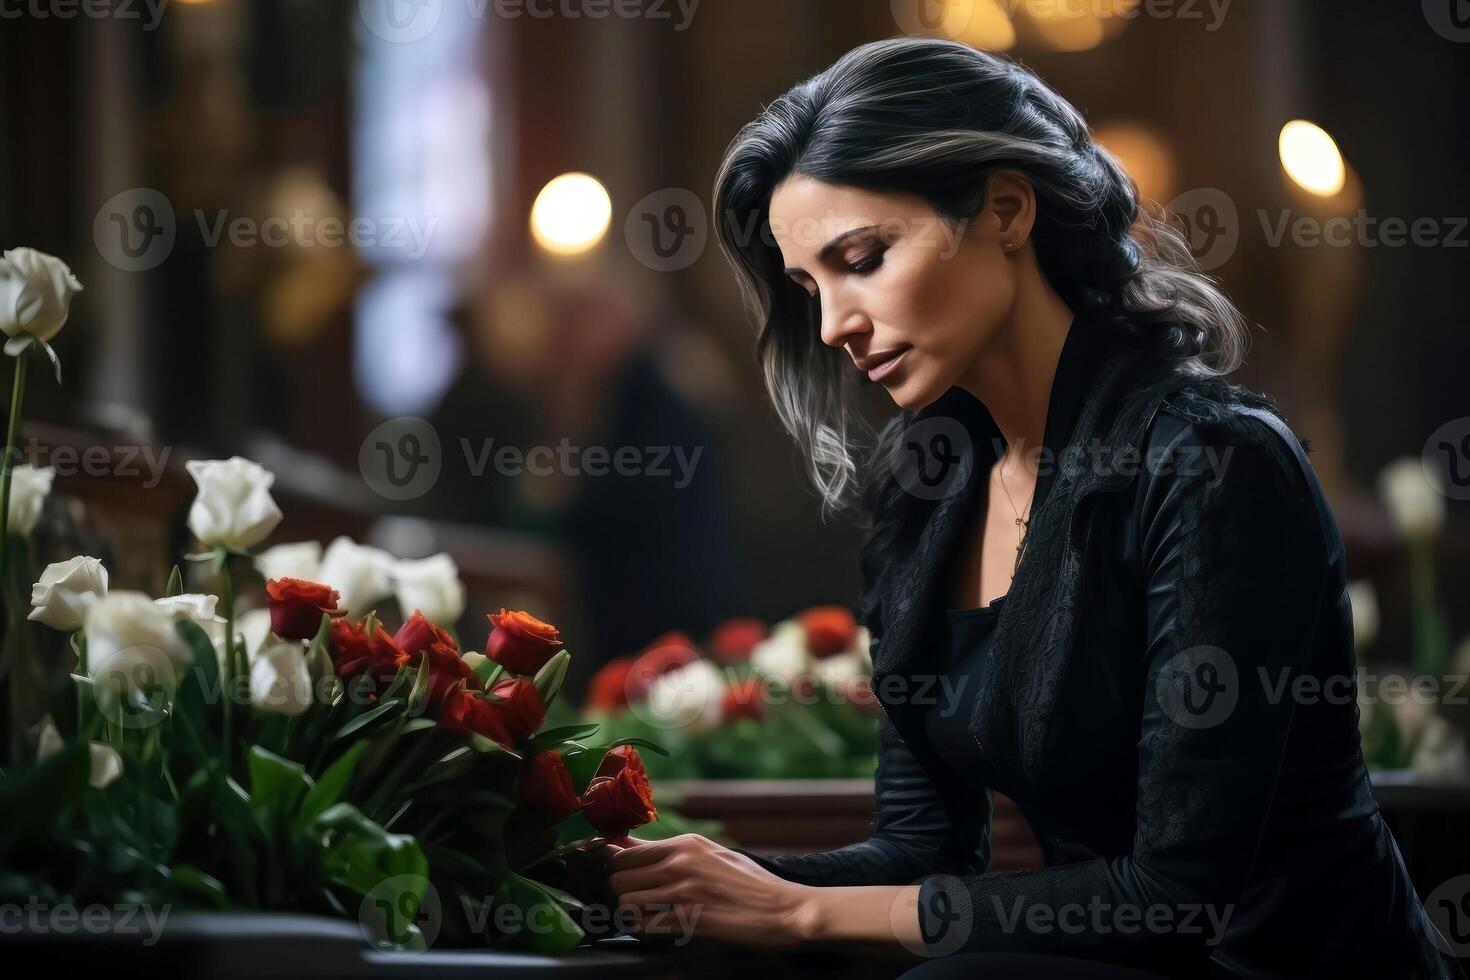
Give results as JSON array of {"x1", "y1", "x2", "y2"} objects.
[{"x1": 923, "y1": 597, "x2": 1007, "y2": 783}]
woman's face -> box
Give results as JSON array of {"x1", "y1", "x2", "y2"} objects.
[{"x1": 768, "y1": 174, "x2": 1029, "y2": 411}]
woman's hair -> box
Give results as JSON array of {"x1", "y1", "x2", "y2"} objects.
[{"x1": 712, "y1": 36, "x2": 1249, "y2": 516}]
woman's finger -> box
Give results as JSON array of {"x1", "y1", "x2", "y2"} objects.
[
  {"x1": 609, "y1": 862, "x2": 676, "y2": 898},
  {"x1": 605, "y1": 836, "x2": 683, "y2": 872}
]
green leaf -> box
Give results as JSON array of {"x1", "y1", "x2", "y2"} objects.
[
  {"x1": 172, "y1": 618, "x2": 222, "y2": 759},
  {"x1": 532, "y1": 650, "x2": 571, "y2": 709},
  {"x1": 333, "y1": 698, "x2": 403, "y2": 741},
  {"x1": 527, "y1": 723, "x2": 601, "y2": 753},
  {"x1": 472, "y1": 658, "x2": 502, "y2": 688},
  {"x1": 168, "y1": 865, "x2": 230, "y2": 909},
  {"x1": 37, "y1": 338, "x2": 61, "y2": 384},
  {"x1": 467, "y1": 733, "x2": 521, "y2": 760},
  {"x1": 247, "y1": 745, "x2": 313, "y2": 819},
  {"x1": 504, "y1": 873, "x2": 584, "y2": 953},
  {"x1": 406, "y1": 656, "x2": 431, "y2": 717},
  {"x1": 296, "y1": 741, "x2": 367, "y2": 830},
  {"x1": 165, "y1": 564, "x2": 184, "y2": 598}
]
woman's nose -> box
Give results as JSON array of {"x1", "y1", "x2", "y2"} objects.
[{"x1": 819, "y1": 303, "x2": 871, "y2": 350}]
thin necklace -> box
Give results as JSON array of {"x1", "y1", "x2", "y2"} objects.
[{"x1": 996, "y1": 455, "x2": 1033, "y2": 537}]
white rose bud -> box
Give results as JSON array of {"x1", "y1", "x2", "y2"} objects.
[
  {"x1": 185, "y1": 456, "x2": 283, "y2": 551},
  {"x1": 249, "y1": 638, "x2": 312, "y2": 716},
  {"x1": 0, "y1": 247, "x2": 83, "y2": 352},
  {"x1": 393, "y1": 552, "x2": 466, "y2": 627},
  {"x1": 255, "y1": 540, "x2": 323, "y2": 584},
  {"x1": 154, "y1": 593, "x2": 229, "y2": 653},
  {"x1": 7, "y1": 464, "x2": 54, "y2": 537},
  {"x1": 37, "y1": 717, "x2": 122, "y2": 790},
  {"x1": 750, "y1": 620, "x2": 809, "y2": 685},
  {"x1": 29, "y1": 556, "x2": 109, "y2": 631},
  {"x1": 86, "y1": 591, "x2": 192, "y2": 697},
  {"x1": 317, "y1": 536, "x2": 395, "y2": 615},
  {"x1": 644, "y1": 659, "x2": 725, "y2": 734},
  {"x1": 1378, "y1": 457, "x2": 1445, "y2": 541}
]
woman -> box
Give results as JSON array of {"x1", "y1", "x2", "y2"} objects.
[{"x1": 603, "y1": 37, "x2": 1464, "y2": 979}]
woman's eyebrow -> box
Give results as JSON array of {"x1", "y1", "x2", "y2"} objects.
[{"x1": 783, "y1": 224, "x2": 882, "y2": 276}]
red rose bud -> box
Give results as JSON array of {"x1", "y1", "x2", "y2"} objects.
[
  {"x1": 520, "y1": 751, "x2": 582, "y2": 820},
  {"x1": 395, "y1": 610, "x2": 458, "y2": 657},
  {"x1": 266, "y1": 577, "x2": 344, "y2": 641},
  {"x1": 624, "y1": 632, "x2": 699, "y2": 701},
  {"x1": 397, "y1": 611, "x2": 475, "y2": 689},
  {"x1": 581, "y1": 764, "x2": 657, "y2": 837},
  {"x1": 330, "y1": 617, "x2": 409, "y2": 683},
  {"x1": 490, "y1": 676, "x2": 546, "y2": 741},
  {"x1": 594, "y1": 743, "x2": 648, "y2": 781},
  {"x1": 798, "y1": 606, "x2": 858, "y2": 658},
  {"x1": 709, "y1": 617, "x2": 768, "y2": 664},
  {"x1": 484, "y1": 609, "x2": 562, "y2": 676},
  {"x1": 439, "y1": 681, "x2": 513, "y2": 746},
  {"x1": 721, "y1": 677, "x2": 767, "y2": 721},
  {"x1": 585, "y1": 656, "x2": 634, "y2": 712}
]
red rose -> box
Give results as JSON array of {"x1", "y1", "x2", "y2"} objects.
[
  {"x1": 585, "y1": 656, "x2": 634, "y2": 713},
  {"x1": 439, "y1": 681, "x2": 512, "y2": 746},
  {"x1": 484, "y1": 609, "x2": 562, "y2": 676},
  {"x1": 266, "y1": 577, "x2": 344, "y2": 641},
  {"x1": 396, "y1": 610, "x2": 475, "y2": 695},
  {"x1": 581, "y1": 746, "x2": 657, "y2": 836},
  {"x1": 490, "y1": 676, "x2": 546, "y2": 741},
  {"x1": 395, "y1": 610, "x2": 457, "y2": 658},
  {"x1": 330, "y1": 618, "x2": 409, "y2": 684},
  {"x1": 798, "y1": 606, "x2": 857, "y2": 658},
  {"x1": 624, "y1": 632, "x2": 699, "y2": 701},
  {"x1": 721, "y1": 677, "x2": 767, "y2": 721},
  {"x1": 520, "y1": 751, "x2": 582, "y2": 820},
  {"x1": 709, "y1": 617, "x2": 768, "y2": 664}
]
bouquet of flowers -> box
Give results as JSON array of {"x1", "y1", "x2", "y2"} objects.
[
  {"x1": 583, "y1": 607, "x2": 879, "y2": 780},
  {"x1": 0, "y1": 248, "x2": 662, "y2": 953}
]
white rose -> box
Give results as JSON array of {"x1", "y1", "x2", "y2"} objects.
[
  {"x1": 86, "y1": 591, "x2": 192, "y2": 696},
  {"x1": 249, "y1": 639, "x2": 312, "y2": 716},
  {"x1": 1378, "y1": 457, "x2": 1445, "y2": 540},
  {"x1": 812, "y1": 650, "x2": 866, "y2": 689},
  {"x1": 0, "y1": 247, "x2": 83, "y2": 351},
  {"x1": 154, "y1": 593, "x2": 228, "y2": 652},
  {"x1": 185, "y1": 456, "x2": 283, "y2": 551},
  {"x1": 37, "y1": 717, "x2": 122, "y2": 790},
  {"x1": 393, "y1": 553, "x2": 465, "y2": 626},
  {"x1": 255, "y1": 540, "x2": 323, "y2": 583},
  {"x1": 317, "y1": 536, "x2": 395, "y2": 615},
  {"x1": 1346, "y1": 580, "x2": 1379, "y2": 653},
  {"x1": 750, "y1": 620, "x2": 809, "y2": 684},
  {"x1": 1411, "y1": 716, "x2": 1468, "y2": 781},
  {"x1": 7, "y1": 464, "x2": 54, "y2": 537},
  {"x1": 236, "y1": 607, "x2": 275, "y2": 662},
  {"x1": 643, "y1": 659, "x2": 725, "y2": 734},
  {"x1": 29, "y1": 556, "x2": 108, "y2": 631}
]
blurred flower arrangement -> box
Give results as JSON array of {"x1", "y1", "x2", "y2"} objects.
[
  {"x1": 0, "y1": 249, "x2": 665, "y2": 952},
  {"x1": 1353, "y1": 457, "x2": 1468, "y2": 780},
  {"x1": 583, "y1": 606, "x2": 880, "y2": 780}
]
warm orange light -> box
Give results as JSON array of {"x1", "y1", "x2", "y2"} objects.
[
  {"x1": 530, "y1": 173, "x2": 612, "y2": 257},
  {"x1": 1279, "y1": 120, "x2": 1347, "y2": 197},
  {"x1": 1093, "y1": 121, "x2": 1177, "y2": 204}
]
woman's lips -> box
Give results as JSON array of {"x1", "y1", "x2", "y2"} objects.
[{"x1": 866, "y1": 348, "x2": 909, "y2": 383}]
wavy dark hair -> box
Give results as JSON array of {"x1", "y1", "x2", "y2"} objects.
[{"x1": 712, "y1": 36, "x2": 1249, "y2": 515}]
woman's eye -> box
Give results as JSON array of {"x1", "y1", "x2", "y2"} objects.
[{"x1": 848, "y1": 249, "x2": 885, "y2": 274}]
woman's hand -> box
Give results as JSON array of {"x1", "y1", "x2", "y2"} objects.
[{"x1": 602, "y1": 833, "x2": 817, "y2": 947}]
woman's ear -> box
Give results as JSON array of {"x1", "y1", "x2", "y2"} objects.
[{"x1": 983, "y1": 169, "x2": 1038, "y2": 249}]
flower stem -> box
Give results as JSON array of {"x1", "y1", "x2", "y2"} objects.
[{"x1": 0, "y1": 348, "x2": 29, "y2": 585}]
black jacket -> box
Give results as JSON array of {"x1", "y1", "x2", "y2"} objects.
[{"x1": 742, "y1": 319, "x2": 1465, "y2": 979}]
